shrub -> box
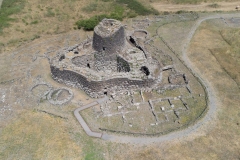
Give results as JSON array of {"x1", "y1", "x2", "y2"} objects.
[
  {"x1": 176, "y1": 10, "x2": 188, "y2": 14},
  {"x1": 45, "y1": 8, "x2": 55, "y2": 17},
  {"x1": 76, "y1": 14, "x2": 108, "y2": 31},
  {"x1": 30, "y1": 20, "x2": 38, "y2": 24},
  {"x1": 31, "y1": 35, "x2": 40, "y2": 41},
  {"x1": 76, "y1": 7, "x2": 125, "y2": 31},
  {"x1": 76, "y1": 0, "x2": 158, "y2": 31},
  {"x1": 163, "y1": 11, "x2": 170, "y2": 15}
]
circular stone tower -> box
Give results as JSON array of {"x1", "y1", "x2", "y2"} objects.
[{"x1": 93, "y1": 19, "x2": 125, "y2": 54}]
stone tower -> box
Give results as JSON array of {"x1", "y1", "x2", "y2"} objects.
[{"x1": 92, "y1": 19, "x2": 125, "y2": 55}]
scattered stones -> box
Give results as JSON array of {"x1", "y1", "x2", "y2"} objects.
[{"x1": 31, "y1": 82, "x2": 53, "y2": 98}]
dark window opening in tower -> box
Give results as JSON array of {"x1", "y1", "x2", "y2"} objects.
[
  {"x1": 103, "y1": 47, "x2": 106, "y2": 51},
  {"x1": 129, "y1": 36, "x2": 136, "y2": 45},
  {"x1": 87, "y1": 63, "x2": 90, "y2": 68},
  {"x1": 104, "y1": 91, "x2": 107, "y2": 95},
  {"x1": 59, "y1": 55, "x2": 65, "y2": 61},
  {"x1": 74, "y1": 51, "x2": 79, "y2": 54},
  {"x1": 140, "y1": 66, "x2": 150, "y2": 76}
]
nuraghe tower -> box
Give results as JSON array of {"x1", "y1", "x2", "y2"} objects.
[{"x1": 50, "y1": 19, "x2": 162, "y2": 98}]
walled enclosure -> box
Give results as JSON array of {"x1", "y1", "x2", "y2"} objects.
[{"x1": 50, "y1": 19, "x2": 162, "y2": 98}]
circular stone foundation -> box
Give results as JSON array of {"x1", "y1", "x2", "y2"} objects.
[{"x1": 47, "y1": 88, "x2": 74, "y2": 105}]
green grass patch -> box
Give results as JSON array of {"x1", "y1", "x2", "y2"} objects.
[
  {"x1": 77, "y1": 0, "x2": 158, "y2": 31},
  {"x1": 76, "y1": 5, "x2": 125, "y2": 31},
  {"x1": 176, "y1": 10, "x2": 189, "y2": 14},
  {"x1": 30, "y1": 20, "x2": 38, "y2": 25},
  {"x1": 76, "y1": 15, "x2": 107, "y2": 31},
  {"x1": 45, "y1": 8, "x2": 55, "y2": 17},
  {"x1": 116, "y1": 0, "x2": 158, "y2": 16},
  {"x1": 74, "y1": 132, "x2": 104, "y2": 160},
  {"x1": 82, "y1": 3, "x2": 98, "y2": 13},
  {"x1": 0, "y1": 0, "x2": 26, "y2": 33}
]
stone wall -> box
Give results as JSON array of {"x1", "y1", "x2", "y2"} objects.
[
  {"x1": 94, "y1": 52, "x2": 118, "y2": 71},
  {"x1": 117, "y1": 56, "x2": 130, "y2": 72},
  {"x1": 50, "y1": 66, "x2": 155, "y2": 98},
  {"x1": 71, "y1": 55, "x2": 94, "y2": 69}
]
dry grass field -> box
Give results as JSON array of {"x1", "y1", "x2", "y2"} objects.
[
  {"x1": 152, "y1": 1, "x2": 240, "y2": 12},
  {"x1": 0, "y1": 110, "x2": 82, "y2": 159}
]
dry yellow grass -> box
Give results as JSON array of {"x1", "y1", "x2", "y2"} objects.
[
  {"x1": 151, "y1": 1, "x2": 240, "y2": 12},
  {"x1": 0, "y1": 0, "x2": 109, "y2": 53},
  {"x1": 0, "y1": 110, "x2": 82, "y2": 159}
]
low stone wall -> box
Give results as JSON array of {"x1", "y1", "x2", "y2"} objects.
[
  {"x1": 51, "y1": 66, "x2": 155, "y2": 98},
  {"x1": 72, "y1": 55, "x2": 94, "y2": 68},
  {"x1": 117, "y1": 56, "x2": 130, "y2": 72},
  {"x1": 94, "y1": 53, "x2": 118, "y2": 72}
]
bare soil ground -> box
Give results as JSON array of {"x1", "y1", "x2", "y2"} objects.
[{"x1": 151, "y1": 1, "x2": 240, "y2": 12}]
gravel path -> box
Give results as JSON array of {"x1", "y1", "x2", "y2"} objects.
[
  {"x1": 74, "y1": 96, "x2": 108, "y2": 138},
  {"x1": 74, "y1": 13, "x2": 240, "y2": 144}
]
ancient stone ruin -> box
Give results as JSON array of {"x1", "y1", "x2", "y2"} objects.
[
  {"x1": 50, "y1": 19, "x2": 162, "y2": 98},
  {"x1": 45, "y1": 14, "x2": 207, "y2": 137}
]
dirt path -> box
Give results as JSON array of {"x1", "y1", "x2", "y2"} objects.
[
  {"x1": 152, "y1": 2, "x2": 240, "y2": 12},
  {"x1": 74, "y1": 96, "x2": 109, "y2": 138},
  {"x1": 99, "y1": 13, "x2": 240, "y2": 144}
]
